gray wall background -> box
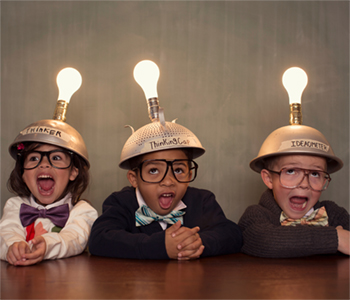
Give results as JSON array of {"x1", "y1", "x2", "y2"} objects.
[{"x1": 1, "y1": 1, "x2": 349, "y2": 223}]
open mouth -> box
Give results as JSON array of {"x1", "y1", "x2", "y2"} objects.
[
  {"x1": 37, "y1": 174, "x2": 55, "y2": 195},
  {"x1": 159, "y1": 193, "x2": 175, "y2": 210},
  {"x1": 289, "y1": 196, "x2": 308, "y2": 211}
]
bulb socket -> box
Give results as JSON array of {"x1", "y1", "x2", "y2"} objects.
[
  {"x1": 53, "y1": 100, "x2": 69, "y2": 122},
  {"x1": 289, "y1": 103, "x2": 302, "y2": 125},
  {"x1": 147, "y1": 98, "x2": 159, "y2": 122}
]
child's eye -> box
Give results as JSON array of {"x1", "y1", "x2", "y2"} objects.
[
  {"x1": 285, "y1": 168, "x2": 296, "y2": 175},
  {"x1": 174, "y1": 168, "x2": 184, "y2": 174},
  {"x1": 174, "y1": 165, "x2": 188, "y2": 175},
  {"x1": 27, "y1": 154, "x2": 40, "y2": 161},
  {"x1": 148, "y1": 168, "x2": 159, "y2": 175},
  {"x1": 51, "y1": 154, "x2": 63, "y2": 161},
  {"x1": 310, "y1": 171, "x2": 321, "y2": 178}
]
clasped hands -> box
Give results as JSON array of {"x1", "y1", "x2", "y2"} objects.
[
  {"x1": 7, "y1": 222, "x2": 47, "y2": 266},
  {"x1": 165, "y1": 220, "x2": 204, "y2": 260}
]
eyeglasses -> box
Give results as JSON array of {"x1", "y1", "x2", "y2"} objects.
[
  {"x1": 22, "y1": 150, "x2": 73, "y2": 170},
  {"x1": 136, "y1": 159, "x2": 198, "y2": 183},
  {"x1": 267, "y1": 167, "x2": 331, "y2": 192}
]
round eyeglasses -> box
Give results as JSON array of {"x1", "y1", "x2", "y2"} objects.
[
  {"x1": 22, "y1": 150, "x2": 74, "y2": 170},
  {"x1": 136, "y1": 159, "x2": 198, "y2": 183},
  {"x1": 267, "y1": 167, "x2": 331, "y2": 192}
]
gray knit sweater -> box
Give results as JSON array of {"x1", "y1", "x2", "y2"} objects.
[{"x1": 238, "y1": 189, "x2": 350, "y2": 258}]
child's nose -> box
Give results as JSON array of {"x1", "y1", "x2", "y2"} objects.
[
  {"x1": 39, "y1": 155, "x2": 51, "y2": 168},
  {"x1": 161, "y1": 167, "x2": 176, "y2": 185},
  {"x1": 298, "y1": 174, "x2": 310, "y2": 189}
]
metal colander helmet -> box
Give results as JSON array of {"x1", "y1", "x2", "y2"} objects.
[
  {"x1": 249, "y1": 124, "x2": 343, "y2": 174},
  {"x1": 119, "y1": 108, "x2": 205, "y2": 169},
  {"x1": 9, "y1": 67, "x2": 89, "y2": 168},
  {"x1": 9, "y1": 119, "x2": 90, "y2": 168}
]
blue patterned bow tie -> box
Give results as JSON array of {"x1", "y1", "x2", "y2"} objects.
[
  {"x1": 135, "y1": 205, "x2": 186, "y2": 227},
  {"x1": 20, "y1": 203, "x2": 69, "y2": 228}
]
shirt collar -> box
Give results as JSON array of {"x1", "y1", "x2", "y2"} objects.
[{"x1": 29, "y1": 193, "x2": 73, "y2": 210}]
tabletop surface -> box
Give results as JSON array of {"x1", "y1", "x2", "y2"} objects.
[{"x1": 1, "y1": 252, "x2": 349, "y2": 299}]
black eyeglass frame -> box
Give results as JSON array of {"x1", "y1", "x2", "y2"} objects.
[
  {"x1": 135, "y1": 159, "x2": 198, "y2": 183},
  {"x1": 266, "y1": 167, "x2": 331, "y2": 192},
  {"x1": 21, "y1": 150, "x2": 74, "y2": 170}
]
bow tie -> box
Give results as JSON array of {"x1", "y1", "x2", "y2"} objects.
[
  {"x1": 280, "y1": 206, "x2": 328, "y2": 227},
  {"x1": 135, "y1": 205, "x2": 186, "y2": 227},
  {"x1": 20, "y1": 203, "x2": 70, "y2": 228}
]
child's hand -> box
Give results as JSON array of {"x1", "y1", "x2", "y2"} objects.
[
  {"x1": 165, "y1": 221, "x2": 183, "y2": 259},
  {"x1": 336, "y1": 226, "x2": 350, "y2": 255},
  {"x1": 15, "y1": 236, "x2": 47, "y2": 266},
  {"x1": 172, "y1": 225, "x2": 204, "y2": 260},
  {"x1": 165, "y1": 221, "x2": 204, "y2": 260},
  {"x1": 6, "y1": 241, "x2": 31, "y2": 266}
]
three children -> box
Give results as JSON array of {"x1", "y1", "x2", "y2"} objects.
[{"x1": 1, "y1": 67, "x2": 348, "y2": 264}]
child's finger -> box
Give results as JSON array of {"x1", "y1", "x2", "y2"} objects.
[
  {"x1": 172, "y1": 226, "x2": 200, "y2": 238},
  {"x1": 166, "y1": 220, "x2": 182, "y2": 236},
  {"x1": 14, "y1": 255, "x2": 43, "y2": 266},
  {"x1": 7, "y1": 252, "x2": 16, "y2": 265},
  {"x1": 178, "y1": 245, "x2": 205, "y2": 260},
  {"x1": 13, "y1": 243, "x2": 27, "y2": 261},
  {"x1": 177, "y1": 232, "x2": 202, "y2": 250}
]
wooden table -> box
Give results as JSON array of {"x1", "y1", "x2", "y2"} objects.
[{"x1": 1, "y1": 252, "x2": 349, "y2": 299}]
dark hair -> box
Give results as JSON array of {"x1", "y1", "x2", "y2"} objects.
[
  {"x1": 261, "y1": 156, "x2": 278, "y2": 171},
  {"x1": 127, "y1": 148, "x2": 194, "y2": 170},
  {"x1": 7, "y1": 142, "x2": 89, "y2": 206}
]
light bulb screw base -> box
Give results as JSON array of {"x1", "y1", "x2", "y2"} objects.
[
  {"x1": 289, "y1": 103, "x2": 302, "y2": 125},
  {"x1": 53, "y1": 100, "x2": 69, "y2": 122},
  {"x1": 147, "y1": 98, "x2": 159, "y2": 122}
]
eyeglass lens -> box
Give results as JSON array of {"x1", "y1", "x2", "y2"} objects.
[
  {"x1": 141, "y1": 160, "x2": 196, "y2": 183},
  {"x1": 280, "y1": 168, "x2": 330, "y2": 191},
  {"x1": 23, "y1": 150, "x2": 72, "y2": 170}
]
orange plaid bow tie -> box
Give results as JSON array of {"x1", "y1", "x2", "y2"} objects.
[{"x1": 280, "y1": 206, "x2": 328, "y2": 227}]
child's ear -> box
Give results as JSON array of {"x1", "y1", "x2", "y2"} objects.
[
  {"x1": 69, "y1": 167, "x2": 79, "y2": 181},
  {"x1": 261, "y1": 169, "x2": 273, "y2": 189},
  {"x1": 127, "y1": 170, "x2": 138, "y2": 188}
]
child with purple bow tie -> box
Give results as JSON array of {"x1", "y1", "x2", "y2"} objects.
[{"x1": 0, "y1": 121, "x2": 98, "y2": 266}]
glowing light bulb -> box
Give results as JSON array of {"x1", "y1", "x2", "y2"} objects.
[
  {"x1": 282, "y1": 67, "x2": 308, "y2": 105},
  {"x1": 53, "y1": 67, "x2": 82, "y2": 122},
  {"x1": 133, "y1": 60, "x2": 160, "y2": 122},
  {"x1": 133, "y1": 60, "x2": 160, "y2": 100},
  {"x1": 56, "y1": 67, "x2": 82, "y2": 103},
  {"x1": 282, "y1": 67, "x2": 307, "y2": 125}
]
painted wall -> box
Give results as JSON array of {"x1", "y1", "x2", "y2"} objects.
[{"x1": 1, "y1": 1, "x2": 349, "y2": 222}]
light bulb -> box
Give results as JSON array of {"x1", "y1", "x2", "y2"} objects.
[
  {"x1": 133, "y1": 60, "x2": 160, "y2": 122},
  {"x1": 282, "y1": 67, "x2": 308, "y2": 125},
  {"x1": 56, "y1": 67, "x2": 82, "y2": 103},
  {"x1": 282, "y1": 67, "x2": 308, "y2": 105},
  {"x1": 53, "y1": 67, "x2": 82, "y2": 122},
  {"x1": 133, "y1": 60, "x2": 160, "y2": 100}
]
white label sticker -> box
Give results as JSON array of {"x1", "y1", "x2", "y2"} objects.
[
  {"x1": 148, "y1": 137, "x2": 191, "y2": 150},
  {"x1": 278, "y1": 139, "x2": 329, "y2": 152},
  {"x1": 20, "y1": 126, "x2": 71, "y2": 142}
]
